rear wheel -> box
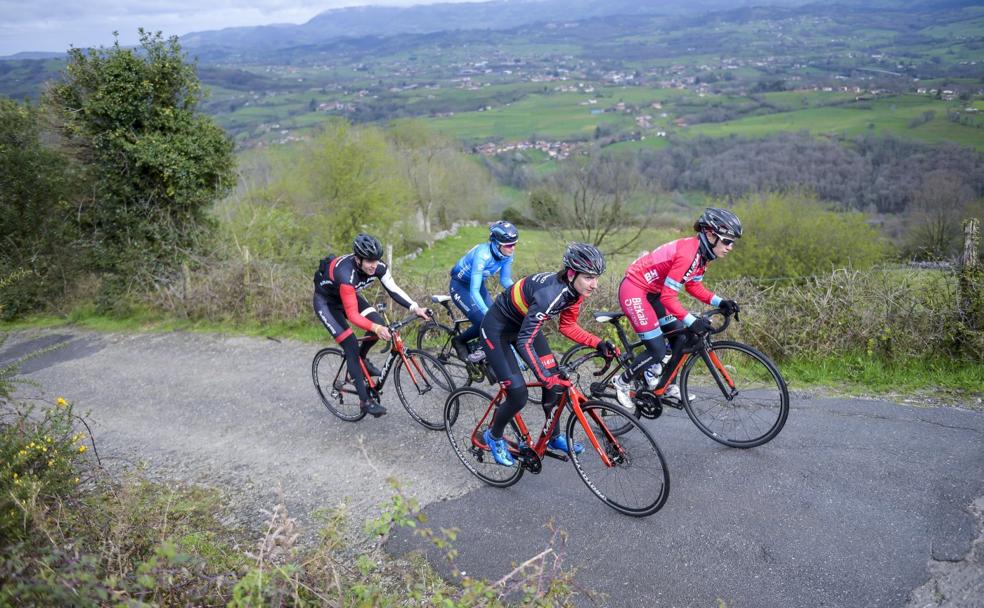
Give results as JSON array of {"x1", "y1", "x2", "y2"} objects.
[
  {"x1": 567, "y1": 400, "x2": 669, "y2": 517},
  {"x1": 444, "y1": 387, "x2": 524, "y2": 488},
  {"x1": 395, "y1": 349, "x2": 456, "y2": 430},
  {"x1": 679, "y1": 341, "x2": 789, "y2": 448},
  {"x1": 312, "y1": 348, "x2": 366, "y2": 422},
  {"x1": 417, "y1": 321, "x2": 471, "y2": 389}
]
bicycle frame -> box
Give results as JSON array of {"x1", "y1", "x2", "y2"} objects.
[
  {"x1": 473, "y1": 381, "x2": 624, "y2": 468},
  {"x1": 583, "y1": 310, "x2": 740, "y2": 403},
  {"x1": 338, "y1": 314, "x2": 434, "y2": 398}
]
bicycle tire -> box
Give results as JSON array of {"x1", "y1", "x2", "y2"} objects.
[
  {"x1": 678, "y1": 340, "x2": 789, "y2": 448},
  {"x1": 312, "y1": 348, "x2": 367, "y2": 422},
  {"x1": 395, "y1": 349, "x2": 456, "y2": 430},
  {"x1": 416, "y1": 321, "x2": 472, "y2": 389},
  {"x1": 566, "y1": 400, "x2": 670, "y2": 517},
  {"x1": 561, "y1": 344, "x2": 636, "y2": 435},
  {"x1": 444, "y1": 386, "x2": 524, "y2": 488}
]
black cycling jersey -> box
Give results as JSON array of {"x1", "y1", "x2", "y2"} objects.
[
  {"x1": 489, "y1": 272, "x2": 597, "y2": 382},
  {"x1": 313, "y1": 253, "x2": 416, "y2": 309}
]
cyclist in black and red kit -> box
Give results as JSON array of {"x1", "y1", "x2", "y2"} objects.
[
  {"x1": 313, "y1": 233, "x2": 430, "y2": 418},
  {"x1": 478, "y1": 243, "x2": 618, "y2": 466}
]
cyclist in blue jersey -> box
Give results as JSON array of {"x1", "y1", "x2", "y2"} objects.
[{"x1": 447, "y1": 220, "x2": 519, "y2": 360}]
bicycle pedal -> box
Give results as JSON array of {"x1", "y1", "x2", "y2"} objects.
[{"x1": 543, "y1": 449, "x2": 569, "y2": 462}]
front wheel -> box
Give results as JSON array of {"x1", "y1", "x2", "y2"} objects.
[
  {"x1": 395, "y1": 349, "x2": 456, "y2": 430},
  {"x1": 312, "y1": 348, "x2": 366, "y2": 422},
  {"x1": 444, "y1": 387, "x2": 524, "y2": 488},
  {"x1": 567, "y1": 400, "x2": 670, "y2": 517},
  {"x1": 562, "y1": 344, "x2": 636, "y2": 435},
  {"x1": 678, "y1": 341, "x2": 789, "y2": 448}
]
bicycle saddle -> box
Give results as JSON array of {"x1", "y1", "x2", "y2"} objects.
[
  {"x1": 430, "y1": 294, "x2": 452, "y2": 303},
  {"x1": 593, "y1": 311, "x2": 625, "y2": 323}
]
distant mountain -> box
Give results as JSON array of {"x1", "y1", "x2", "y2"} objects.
[
  {"x1": 179, "y1": 0, "x2": 815, "y2": 57},
  {"x1": 0, "y1": 51, "x2": 64, "y2": 61}
]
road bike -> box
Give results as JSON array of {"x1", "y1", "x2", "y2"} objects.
[
  {"x1": 312, "y1": 305, "x2": 455, "y2": 430},
  {"x1": 560, "y1": 308, "x2": 788, "y2": 448},
  {"x1": 416, "y1": 293, "x2": 542, "y2": 402},
  {"x1": 443, "y1": 368, "x2": 670, "y2": 517}
]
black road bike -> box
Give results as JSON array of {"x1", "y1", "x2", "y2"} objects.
[{"x1": 561, "y1": 309, "x2": 789, "y2": 448}]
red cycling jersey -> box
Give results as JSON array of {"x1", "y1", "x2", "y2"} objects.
[{"x1": 623, "y1": 236, "x2": 720, "y2": 325}]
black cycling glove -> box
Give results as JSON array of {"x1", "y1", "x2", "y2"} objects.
[
  {"x1": 596, "y1": 339, "x2": 618, "y2": 359},
  {"x1": 719, "y1": 300, "x2": 740, "y2": 316},
  {"x1": 689, "y1": 318, "x2": 712, "y2": 335}
]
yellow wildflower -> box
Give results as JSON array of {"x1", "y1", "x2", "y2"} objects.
[
  {"x1": 56, "y1": 397, "x2": 68, "y2": 407},
  {"x1": 78, "y1": 445, "x2": 87, "y2": 453}
]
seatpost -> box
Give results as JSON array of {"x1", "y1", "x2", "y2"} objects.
[{"x1": 611, "y1": 318, "x2": 634, "y2": 362}]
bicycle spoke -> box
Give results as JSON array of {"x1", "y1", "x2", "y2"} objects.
[
  {"x1": 444, "y1": 387, "x2": 524, "y2": 488},
  {"x1": 681, "y1": 341, "x2": 789, "y2": 448},
  {"x1": 312, "y1": 348, "x2": 367, "y2": 422},
  {"x1": 396, "y1": 350, "x2": 455, "y2": 430},
  {"x1": 568, "y1": 401, "x2": 669, "y2": 517}
]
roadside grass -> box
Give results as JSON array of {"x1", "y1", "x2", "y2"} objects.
[
  {"x1": 0, "y1": 395, "x2": 580, "y2": 606},
  {"x1": 782, "y1": 353, "x2": 984, "y2": 405}
]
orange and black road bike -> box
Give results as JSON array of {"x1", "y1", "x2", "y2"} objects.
[
  {"x1": 561, "y1": 308, "x2": 789, "y2": 448},
  {"x1": 443, "y1": 366, "x2": 670, "y2": 517},
  {"x1": 313, "y1": 304, "x2": 455, "y2": 429}
]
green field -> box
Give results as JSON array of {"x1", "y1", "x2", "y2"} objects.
[{"x1": 686, "y1": 95, "x2": 984, "y2": 150}]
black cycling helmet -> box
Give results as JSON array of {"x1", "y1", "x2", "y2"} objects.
[
  {"x1": 562, "y1": 242, "x2": 606, "y2": 276},
  {"x1": 695, "y1": 207, "x2": 742, "y2": 240},
  {"x1": 695, "y1": 208, "x2": 742, "y2": 261},
  {"x1": 353, "y1": 233, "x2": 384, "y2": 261},
  {"x1": 489, "y1": 220, "x2": 519, "y2": 246}
]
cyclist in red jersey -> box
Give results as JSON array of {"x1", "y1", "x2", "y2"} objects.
[
  {"x1": 313, "y1": 233, "x2": 430, "y2": 417},
  {"x1": 612, "y1": 208, "x2": 742, "y2": 409}
]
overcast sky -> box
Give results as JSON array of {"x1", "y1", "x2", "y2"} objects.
[{"x1": 0, "y1": 0, "x2": 491, "y2": 56}]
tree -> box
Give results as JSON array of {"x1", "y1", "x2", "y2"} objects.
[
  {"x1": 538, "y1": 152, "x2": 654, "y2": 254},
  {"x1": 0, "y1": 99, "x2": 78, "y2": 318},
  {"x1": 45, "y1": 30, "x2": 234, "y2": 302},
  {"x1": 904, "y1": 170, "x2": 978, "y2": 260},
  {"x1": 387, "y1": 119, "x2": 491, "y2": 239},
  {"x1": 299, "y1": 120, "x2": 408, "y2": 248}
]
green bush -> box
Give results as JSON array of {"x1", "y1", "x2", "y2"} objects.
[{"x1": 717, "y1": 193, "x2": 892, "y2": 280}]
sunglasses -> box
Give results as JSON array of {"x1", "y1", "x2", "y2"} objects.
[{"x1": 720, "y1": 237, "x2": 735, "y2": 246}]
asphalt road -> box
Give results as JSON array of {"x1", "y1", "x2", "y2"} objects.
[{"x1": 3, "y1": 328, "x2": 982, "y2": 607}]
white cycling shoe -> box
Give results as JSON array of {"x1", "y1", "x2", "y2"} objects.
[{"x1": 612, "y1": 373, "x2": 635, "y2": 410}]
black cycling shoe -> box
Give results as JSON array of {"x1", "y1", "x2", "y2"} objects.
[
  {"x1": 451, "y1": 335, "x2": 470, "y2": 361},
  {"x1": 361, "y1": 400, "x2": 387, "y2": 417},
  {"x1": 363, "y1": 359, "x2": 382, "y2": 378}
]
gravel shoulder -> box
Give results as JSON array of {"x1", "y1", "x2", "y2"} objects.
[{"x1": 3, "y1": 327, "x2": 477, "y2": 531}]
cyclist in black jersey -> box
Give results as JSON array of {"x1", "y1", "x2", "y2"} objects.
[
  {"x1": 313, "y1": 233, "x2": 430, "y2": 417},
  {"x1": 479, "y1": 243, "x2": 618, "y2": 466}
]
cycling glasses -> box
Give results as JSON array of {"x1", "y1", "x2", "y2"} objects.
[{"x1": 720, "y1": 237, "x2": 736, "y2": 246}]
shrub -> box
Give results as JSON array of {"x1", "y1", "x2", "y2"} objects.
[{"x1": 717, "y1": 193, "x2": 892, "y2": 280}]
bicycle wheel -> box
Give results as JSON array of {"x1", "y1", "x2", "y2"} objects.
[
  {"x1": 562, "y1": 345, "x2": 636, "y2": 435},
  {"x1": 678, "y1": 340, "x2": 789, "y2": 448},
  {"x1": 312, "y1": 348, "x2": 367, "y2": 422},
  {"x1": 395, "y1": 349, "x2": 456, "y2": 430},
  {"x1": 416, "y1": 321, "x2": 471, "y2": 389},
  {"x1": 444, "y1": 387, "x2": 524, "y2": 488},
  {"x1": 567, "y1": 400, "x2": 669, "y2": 517}
]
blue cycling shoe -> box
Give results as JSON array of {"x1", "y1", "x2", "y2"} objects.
[
  {"x1": 547, "y1": 434, "x2": 584, "y2": 455},
  {"x1": 483, "y1": 428, "x2": 516, "y2": 466}
]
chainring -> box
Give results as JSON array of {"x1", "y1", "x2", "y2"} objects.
[
  {"x1": 517, "y1": 445, "x2": 542, "y2": 474},
  {"x1": 636, "y1": 392, "x2": 663, "y2": 419}
]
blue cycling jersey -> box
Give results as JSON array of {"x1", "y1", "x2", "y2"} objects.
[{"x1": 449, "y1": 243, "x2": 514, "y2": 315}]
